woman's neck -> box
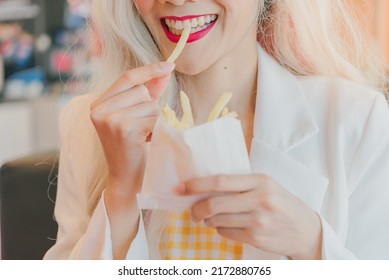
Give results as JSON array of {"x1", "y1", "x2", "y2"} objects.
[{"x1": 186, "y1": 37, "x2": 259, "y2": 125}]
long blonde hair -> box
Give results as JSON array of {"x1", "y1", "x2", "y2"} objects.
[
  {"x1": 84, "y1": 0, "x2": 387, "y2": 215},
  {"x1": 260, "y1": 0, "x2": 387, "y2": 91}
]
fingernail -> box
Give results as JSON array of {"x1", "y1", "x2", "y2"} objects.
[
  {"x1": 160, "y1": 62, "x2": 176, "y2": 72},
  {"x1": 174, "y1": 182, "x2": 186, "y2": 195}
]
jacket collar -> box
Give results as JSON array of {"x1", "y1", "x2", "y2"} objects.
[
  {"x1": 253, "y1": 46, "x2": 318, "y2": 152},
  {"x1": 249, "y1": 46, "x2": 328, "y2": 214},
  {"x1": 244, "y1": 47, "x2": 329, "y2": 260}
]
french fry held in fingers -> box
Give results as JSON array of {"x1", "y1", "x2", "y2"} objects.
[
  {"x1": 166, "y1": 23, "x2": 191, "y2": 63},
  {"x1": 163, "y1": 91, "x2": 238, "y2": 131}
]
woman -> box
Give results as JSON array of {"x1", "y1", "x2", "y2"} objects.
[{"x1": 44, "y1": 0, "x2": 389, "y2": 260}]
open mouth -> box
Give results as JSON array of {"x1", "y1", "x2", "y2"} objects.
[{"x1": 161, "y1": 14, "x2": 218, "y2": 43}]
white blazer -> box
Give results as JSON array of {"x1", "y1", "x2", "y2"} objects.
[{"x1": 44, "y1": 47, "x2": 389, "y2": 260}]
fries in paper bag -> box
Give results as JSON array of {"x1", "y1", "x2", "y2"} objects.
[{"x1": 137, "y1": 90, "x2": 251, "y2": 210}]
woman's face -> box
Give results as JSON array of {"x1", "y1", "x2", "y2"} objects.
[{"x1": 135, "y1": 0, "x2": 261, "y2": 75}]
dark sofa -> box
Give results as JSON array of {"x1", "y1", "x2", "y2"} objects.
[{"x1": 0, "y1": 151, "x2": 59, "y2": 260}]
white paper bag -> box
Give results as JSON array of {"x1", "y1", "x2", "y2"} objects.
[{"x1": 136, "y1": 117, "x2": 251, "y2": 210}]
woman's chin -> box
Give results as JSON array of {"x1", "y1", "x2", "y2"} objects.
[{"x1": 174, "y1": 62, "x2": 209, "y2": 76}]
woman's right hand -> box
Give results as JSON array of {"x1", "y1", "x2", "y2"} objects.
[
  {"x1": 90, "y1": 62, "x2": 174, "y2": 259},
  {"x1": 90, "y1": 62, "x2": 175, "y2": 199}
]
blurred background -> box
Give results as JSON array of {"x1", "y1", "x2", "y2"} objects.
[{"x1": 0, "y1": 0, "x2": 91, "y2": 166}]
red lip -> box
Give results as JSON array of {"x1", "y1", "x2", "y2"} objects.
[
  {"x1": 160, "y1": 15, "x2": 218, "y2": 44},
  {"x1": 163, "y1": 14, "x2": 216, "y2": 21}
]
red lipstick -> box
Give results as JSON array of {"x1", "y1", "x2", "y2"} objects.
[{"x1": 161, "y1": 15, "x2": 218, "y2": 43}]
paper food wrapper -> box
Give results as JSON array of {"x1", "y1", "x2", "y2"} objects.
[{"x1": 136, "y1": 117, "x2": 251, "y2": 210}]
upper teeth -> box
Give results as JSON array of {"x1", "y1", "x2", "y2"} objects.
[{"x1": 165, "y1": 15, "x2": 217, "y2": 30}]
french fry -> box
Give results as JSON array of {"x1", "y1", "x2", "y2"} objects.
[
  {"x1": 180, "y1": 91, "x2": 194, "y2": 128},
  {"x1": 226, "y1": 111, "x2": 238, "y2": 118},
  {"x1": 221, "y1": 107, "x2": 229, "y2": 117},
  {"x1": 207, "y1": 92, "x2": 233, "y2": 122},
  {"x1": 163, "y1": 105, "x2": 180, "y2": 127},
  {"x1": 221, "y1": 107, "x2": 238, "y2": 118},
  {"x1": 166, "y1": 25, "x2": 191, "y2": 63},
  {"x1": 163, "y1": 104, "x2": 190, "y2": 131},
  {"x1": 163, "y1": 91, "x2": 237, "y2": 130}
]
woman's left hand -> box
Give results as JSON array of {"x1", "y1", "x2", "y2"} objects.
[{"x1": 176, "y1": 174, "x2": 322, "y2": 260}]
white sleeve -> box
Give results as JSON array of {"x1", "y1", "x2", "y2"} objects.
[
  {"x1": 321, "y1": 93, "x2": 389, "y2": 259},
  {"x1": 43, "y1": 96, "x2": 149, "y2": 259},
  {"x1": 68, "y1": 193, "x2": 149, "y2": 259}
]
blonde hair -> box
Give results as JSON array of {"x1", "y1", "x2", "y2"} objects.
[
  {"x1": 259, "y1": 0, "x2": 387, "y2": 92},
  {"x1": 82, "y1": 0, "x2": 388, "y2": 254},
  {"x1": 84, "y1": 1, "x2": 179, "y2": 215}
]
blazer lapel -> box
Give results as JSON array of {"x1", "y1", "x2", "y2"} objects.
[{"x1": 243, "y1": 47, "x2": 329, "y2": 259}]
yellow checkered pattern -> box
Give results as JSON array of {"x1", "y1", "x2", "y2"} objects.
[{"x1": 159, "y1": 210, "x2": 243, "y2": 260}]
